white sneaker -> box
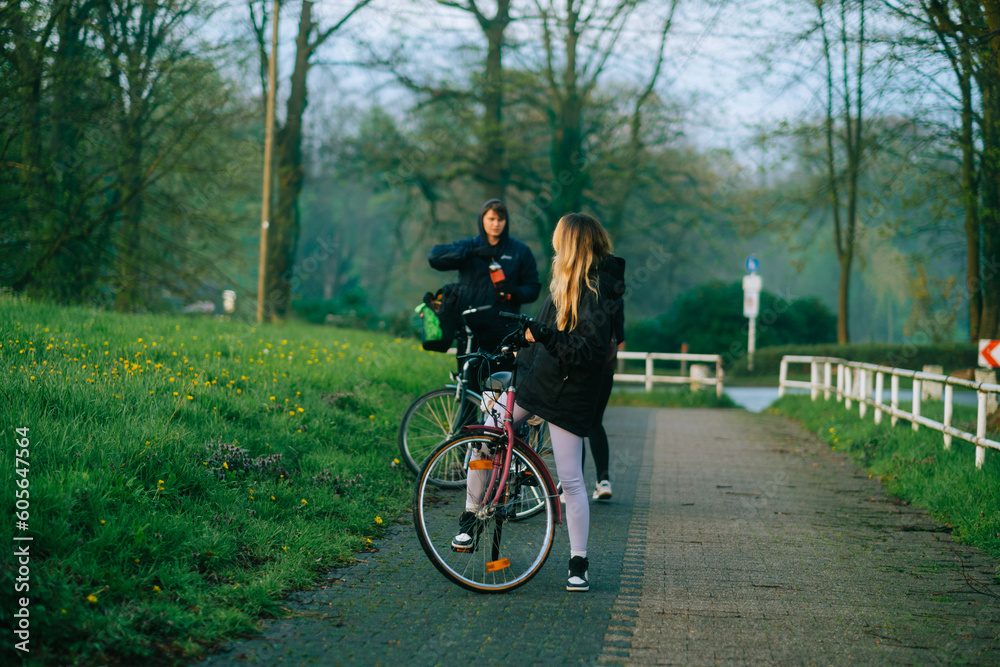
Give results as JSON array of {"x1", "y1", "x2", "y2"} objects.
[
  {"x1": 559, "y1": 492, "x2": 566, "y2": 504},
  {"x1": 592, "y1": 480, "x2": 612, "y2": 500}
]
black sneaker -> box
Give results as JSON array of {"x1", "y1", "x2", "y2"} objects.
[
  {"x1": 567, "y1": 556, "x2": 589, "y2": 592},
  {"x1": 451, "y1": 511, "x2": 479, "y2": 552}
]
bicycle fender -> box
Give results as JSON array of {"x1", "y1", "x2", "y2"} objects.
[{"x1": 461, "y1": 425, "x2": 563, "y2": 525}]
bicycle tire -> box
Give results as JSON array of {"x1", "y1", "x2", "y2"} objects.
[
  {"x1": 398, "y1": 387, "x2": 482, "y2": 486},
  {"x1": 413, "y1": 432, "x2": 556, "y2": 594},
  {"x1": 508, "y1": 420, "x2": 560, "y2": 521}
]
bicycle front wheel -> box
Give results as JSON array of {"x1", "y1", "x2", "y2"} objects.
[
  {"x1": 413, "y1": 433, "x2": 556, "y2": 594},
  {"x1": 399, "y1": 387, "x2": 482, "y2": 485}
]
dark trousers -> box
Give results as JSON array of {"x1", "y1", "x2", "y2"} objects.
[{"x1": 583, "y1": 371, "x2": 613, "y2": 482}]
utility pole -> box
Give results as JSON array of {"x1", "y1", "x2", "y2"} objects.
[{"x1": 257, "y1": 0, "x2": 280, "y2": 323}]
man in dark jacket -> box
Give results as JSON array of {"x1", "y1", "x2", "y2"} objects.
[{"x1": 428, "y1": 199, "x2": 541, "y2": 359}]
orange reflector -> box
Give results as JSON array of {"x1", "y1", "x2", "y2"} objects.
[
  {"x1": 486, "y1": 558, "x2": 510, "y2": 572},
  {"x1": 469, "y1": 460, "x2": 493, "y2": 470}
]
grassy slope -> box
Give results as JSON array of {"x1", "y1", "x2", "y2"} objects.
[
  {"x1": 0, "y1": 300, "x2": 453, "y2": 665},
  {"x1": 770, "y1": 395, "x2": 1000, "y2": 570}
]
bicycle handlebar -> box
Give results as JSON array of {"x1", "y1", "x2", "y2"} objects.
[
  {"x1": 462, "y1": 304, "x2": 493, "y2": 316},
  {"x1": 498, "y1": 311, "x2": 529, "y2": 323}
]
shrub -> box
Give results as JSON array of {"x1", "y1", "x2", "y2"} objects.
[{"x1": 626, "y1": 281, "x2": 837, "y2": 366}]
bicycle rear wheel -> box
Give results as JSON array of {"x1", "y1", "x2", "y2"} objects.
[
  {"x1": 413, "y1": 432, "x2": 556, "y2": 594},
  {"x1": 399, "y1": 387, "x2": 481, "y2": 486}
]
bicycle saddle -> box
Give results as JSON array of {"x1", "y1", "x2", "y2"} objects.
[{"x1": 484, "y1": 371, "x2": 512, "y2": 393}]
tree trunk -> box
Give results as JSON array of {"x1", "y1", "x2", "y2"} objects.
[
  {"x1": 115, "y1": 121, "x2": 145, "y2": 312},
  {"x1": 959, "y1": 40, "x2": 982, "y2": 341},
  {"x1": 478, "y1": 1, "x2": 510, "y2": 201},
  {"x1": 837, "y1": 251, "x2": 852, "y2": 344},
  {"x1": 267, "y1": 0, "x2": 312, "y2": 319},
  {"x1": 983, "y1": 0, "x2": 1000, "y2": 336}
]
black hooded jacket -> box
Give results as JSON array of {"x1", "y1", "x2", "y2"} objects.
[
  {"x1": 514, "y1": 254, "x2": 626, "y2": 437},
  {"x1": 428, "y1": 200, "x2": 541, "y2": 349}
]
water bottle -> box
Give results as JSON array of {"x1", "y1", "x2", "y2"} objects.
[{"x1": 489, "y1": 258, "x2": 510, "y2": 300}]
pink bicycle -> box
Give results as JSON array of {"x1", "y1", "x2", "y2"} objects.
[{"x1": 412, "y1": 313, "x2": 562, "y2": 593}]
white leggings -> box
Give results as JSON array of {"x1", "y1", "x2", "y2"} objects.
[{"x1": 468, "y1": 396, "x2": 589, "y2": 555}]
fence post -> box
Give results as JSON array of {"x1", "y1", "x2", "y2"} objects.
[
  {"x1": 778, "y1": 358, "x2": 788, "y2": 398},
  {"x1": 858, "y1": 368, "x2": 867, "y2": 418},
  {"x1": 891, "y1": 374, "x2": 899, "y2": 427},
  {"x1": 912, "y1": 378, "x2": 921, "y2": 432},
  {"x1": 645, "y1": 354, "x2": 653, "y2": 392},
  {"x1": 976, "y1": 391, "x2": 987, "y2": 469},
  {"x1": 810, "y1": 362, "x2": 819, "y2": 401},
  {"x1": 943, "y1": 384, "x2": 953, "y2": 450},
  {"x1": 836, "y1": 364, "x2": 844, "y2": 402},
  {"x1": 716, "y1": 357, "x2": 724, "y2": 398},
  {"x1": 874, "y1": 372, "x2": 883, "y2": 424},
  {"x1": 845, "y1": 366, "x2": 853, "y2": 410},
  {"x1": 824, "y1": 362, "x2": 832, "y2": 400}
]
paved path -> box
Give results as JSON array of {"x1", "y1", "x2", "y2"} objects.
[{"x1": 198, "y1": 408, "x2": 999, "y2": 666}]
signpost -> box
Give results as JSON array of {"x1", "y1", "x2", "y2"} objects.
[
  {"x1": 979, "y1": 339, "x2": 1000, "y2": 368},
  {"x1": 743, "y1": 256, "x2": 761, "y2": 371}
]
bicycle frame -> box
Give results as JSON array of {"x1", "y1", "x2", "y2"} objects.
[{"x1": 463, "y1": 392, "x2": 563, "y2": 525}]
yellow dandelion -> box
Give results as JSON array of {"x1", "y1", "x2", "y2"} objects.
[
  {"x1": 271, "y1": 495, "x2": 276, "y2": 500},
  {"x1": 158, "y1": 480, "x2": 164, "y2": 484},
  {"x1": 393, "y1": 458, "x2": 400, "y2": 464},
  {"x1": 375, "y1": 516, "x2": 383, "y2": 525},
  {"x1": 100, "y1": 519, "x2": 106, "y2": 525},
  {"x1": 829, "y1": 427, "x2": 835, "y2": 433},
  {"x1": 87, "y1": 595, "x2": 98, "y2": 603},
  {"x1": 186, "y1": 395, "x2": 193, "y2": 400},
  {"x1": 297, "y1": 407, "x2": 304, "y2": 413},
  {"x1": 134, "y1": 558, "x2": 140, "y2": 564},
  {"x1": 153, "y1": 586, "x2": 161, "y2": 593},
  {"x1": 223, "y1": 462, "x2": 229, "y2": 469},
  {"x1": 301, "y1": 498, "x2": 308, "y2": 504}
]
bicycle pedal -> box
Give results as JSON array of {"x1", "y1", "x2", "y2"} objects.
[{"x1": 451, "y1": 545, "x2": 475, "y2": 554}]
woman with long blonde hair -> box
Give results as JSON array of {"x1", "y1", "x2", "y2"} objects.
[{"x1": 453, "y1": 212, "x2": 626, "y2": 592}]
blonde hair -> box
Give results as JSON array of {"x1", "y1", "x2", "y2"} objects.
[{"x1": 550, "y1": 213, "x2": 613, "y2": 331}]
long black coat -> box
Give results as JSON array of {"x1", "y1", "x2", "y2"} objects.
[{"x1": 515, "y1": 255, "x2": 626, "y2": 437}]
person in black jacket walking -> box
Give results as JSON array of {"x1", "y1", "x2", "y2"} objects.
[
  {"x1": 587, "y1": 258, "x2": 625, "y2": 501},
  {"x1": 454, "y1": 212, "x2": 623, "y2": 593}
]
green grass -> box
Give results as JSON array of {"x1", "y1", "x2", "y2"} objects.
[
  {"x1": 770, "y1": 395, "x2": 1000, "y2": 572},
  {"x1": 608, "y1": 386, "x2": 737, "y2": 409},
  {"x1": 0, "y1": 299, "x2": 454, "y2": 665}
]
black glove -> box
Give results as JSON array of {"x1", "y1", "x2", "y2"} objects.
[
  {"x1": 468, "y1": 244, "x2": 495, "y2": 259},
  {"x1": 526, "y1": 319, "x2": 553, "y2": 345}
]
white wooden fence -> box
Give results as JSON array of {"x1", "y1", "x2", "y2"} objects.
[
  {"x1": 778, "y1": 355, "x2": 1000, "y2": 469},
  {"x1": 614, "y1": 351, "x2": 724, "y2": 398}
]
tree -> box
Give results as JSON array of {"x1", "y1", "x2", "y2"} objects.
[
  {"x1": 1, "y1": 0, "x2": 260, "y2": 309},
  {"x1": 890, "y1": 0, "x2": 1000, "y2": 340},
  {"x1": 251, "y1": 0, "x2": 373, "y2": 320},
  {"x1": 815, "y1": 0, "x2": 868, "y2": 343}
]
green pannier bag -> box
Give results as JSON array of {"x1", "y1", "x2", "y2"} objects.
[
  {"x1": 414, "y1": 302, "x2": 447, "y2": 350},
  {"x1": 414, "y1": 285, "x2": 462, "y2": 352}
]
